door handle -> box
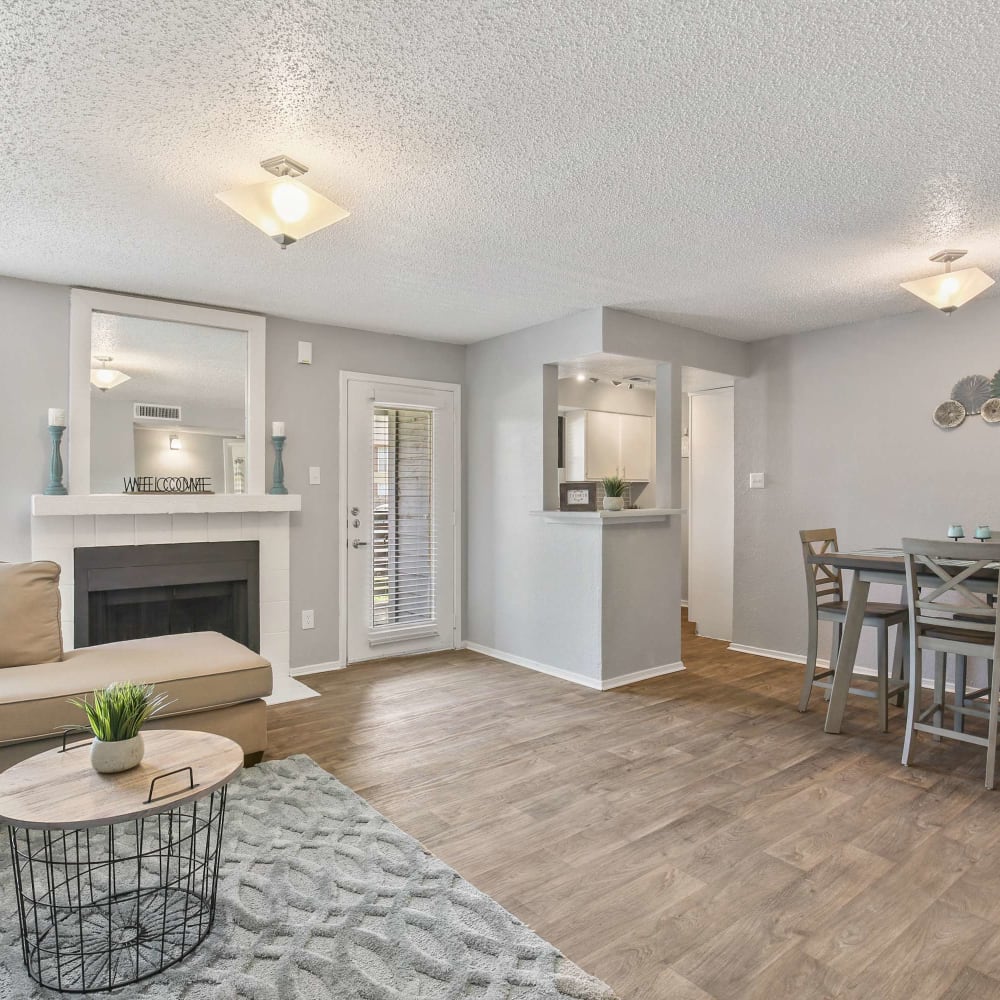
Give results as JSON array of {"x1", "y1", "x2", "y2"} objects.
[{"x1": 352, "y1": 539, "x2": 368, "y2": 548}]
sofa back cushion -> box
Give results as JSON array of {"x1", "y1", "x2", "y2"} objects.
[{"x1": 0, "y1": 561, "x2": 63, "y2": 668}]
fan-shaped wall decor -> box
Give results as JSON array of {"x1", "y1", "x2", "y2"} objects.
[
  {"x1": 933, "y1": 400, "x2": 966, "y2": 429},
  {"x1": 991, "y1": 370, "x2": 1000, "y2": 399},
  {"x1": 982, "y1": 398, "x2": 1000, "y2": 423},
  {"x1": 951, "y1": 375, "x2": 993, "y2": 415}
]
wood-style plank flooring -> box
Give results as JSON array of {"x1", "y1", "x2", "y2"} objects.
[{"x1": 266, "y1": 617, "x2": 1000, "y2": 1000}]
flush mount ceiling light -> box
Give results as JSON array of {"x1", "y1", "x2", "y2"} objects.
[
  {"x1": 90, "y1": 356, "x2": 131, "y2": 392},
  {"x1": 216, "y1": 155, "x2": 350, "y2": 249},
  {"x1": 900, "y1": 250, "x2": 995, "y2": 314}
]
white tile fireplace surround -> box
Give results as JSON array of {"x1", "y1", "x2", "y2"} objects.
[{"x1": 30, "y1": 494, "x2": 316, "y2": 705}]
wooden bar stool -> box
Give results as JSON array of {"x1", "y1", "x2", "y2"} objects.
[
  {"x1": 901, "y1": 538, "x2": 1000, "y2": 788},
  {"x1": 799, "y1": 529, "x2": 908, "y2": 731}
]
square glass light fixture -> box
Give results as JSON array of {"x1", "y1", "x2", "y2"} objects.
[
  {"x1": 900, "y1": 250, "x2": 995, "y2": 313},
  {"x1": 90, "y1": 356, "x2": 131, "y2": 391},
  {"x1": 216, "y1": 156, "x2": 350, "y2": 248}
]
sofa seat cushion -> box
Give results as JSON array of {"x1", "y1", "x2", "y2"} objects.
[
  {"x1": 0, "y1": 631, "x2": 272, "y2": 745},
  {"x1": 0, "y1": 561, "x2": 63, "y2": 668}
]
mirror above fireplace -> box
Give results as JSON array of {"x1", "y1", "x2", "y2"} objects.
[
  {"x1": 89, "y1": 314, "x2": 247, "y2": 495},
  {"x1": 69, "y1": 290, "x2": 265, "y2": 495}
]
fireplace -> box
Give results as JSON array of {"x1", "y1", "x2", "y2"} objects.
[{"x1": 74, "y1": 542, "x2": 260, "y2": 652}]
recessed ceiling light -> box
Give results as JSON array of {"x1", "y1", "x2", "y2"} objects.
[
  {"x1": 900, "y1": 250, "x2": 995, "y2": 314},
  {"x1": 575, "y1": 372, "x2": 586, "y2": 382},
  {"x1": 216, "y1": 155, "x2": 350, "y2": 249}
]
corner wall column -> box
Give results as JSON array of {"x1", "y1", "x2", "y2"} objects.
[
  {"x1": 655, "y1": 362, "x2": 682, "y2": 509},
  {"x1": 542, "y1": 363, "x2": 560, "y2": 510}
]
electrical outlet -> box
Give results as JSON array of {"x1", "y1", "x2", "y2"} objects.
[
  {"x1": 749, "y1": 472, "x2": 766, "y2": 489},
  {"x1": 301, "y1": 609, "x2": 315, "y2": 630},
  {"x1": 309, "y1": 466, "x2": 321, "y2": 485}
]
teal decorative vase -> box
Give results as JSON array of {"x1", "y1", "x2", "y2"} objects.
[
  {"x1": 44, "y1": 425, "x2": 68, "y2": 496},
  {"x1": 269, "y1": 436, "x2": 288, "y2": 495}
]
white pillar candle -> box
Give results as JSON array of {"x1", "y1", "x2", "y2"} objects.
[
  {"x1": 48, "y1": 408, "x2": 67, "y2": 427},
  {"x1": 272, "y1": 421, "x2": 286, "y2": 437}
]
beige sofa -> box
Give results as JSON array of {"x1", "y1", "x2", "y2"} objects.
[
  {"x1": 0, "y1": 632, "x2": 272, "y2": 771},
  {"x1": 0, "y1": 562, "x2": 272, "y2": 772}
]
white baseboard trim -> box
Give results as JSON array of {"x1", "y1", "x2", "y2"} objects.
[
  {"x1": 602, "y1": 661, "x2": 686, "y2": 689},
  {"x1": 727, "y1": 643, "x2": 827, "y2": 668},
  {"x1": 464, "y1": 642, "x2": 685, "y2": 691},
  {"x1": 726, "y1": 643, "x2": 962, "y2": 693},
  {"x1": 464, "y1": 641, "x2": 604, "y2": 690},
  {"x1": 290, "y1": 659, "x2": 345, "y2": 678}
]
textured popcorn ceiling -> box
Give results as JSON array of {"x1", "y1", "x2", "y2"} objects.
[{"x1": 2, "y1": 2, "x2": 1000, "y2": 343}]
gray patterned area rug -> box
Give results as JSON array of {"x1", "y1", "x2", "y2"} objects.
[{"x1": 0, "y1": 755, "x2": 618, "y2": 999}]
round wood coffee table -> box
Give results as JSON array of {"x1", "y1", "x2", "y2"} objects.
[{"x1": 0, "y1": 729, "x2": 243, "y2": 993}]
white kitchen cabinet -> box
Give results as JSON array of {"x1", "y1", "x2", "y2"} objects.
[{"x1": 563, "y1": 410, "x2": 652, "y2": 481}]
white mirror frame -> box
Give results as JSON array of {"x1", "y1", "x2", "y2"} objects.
[{"x1": 69, "y1": 289, "x2": 266, "y2": 495}]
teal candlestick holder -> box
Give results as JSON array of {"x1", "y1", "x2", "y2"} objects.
[
  {"x1": 269, "y1": 436, "x2": 288, "y2": 495},
  {"x1": 44, "y1": 425, "x2": 68, "y2": 496}
]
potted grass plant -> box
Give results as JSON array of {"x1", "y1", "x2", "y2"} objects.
[
  {"x1": 602, "y1": 474, "x2": 627, "y2": 511},
  {"x1": 69, "y1": 682, "x2": 172, "y2": 774}
]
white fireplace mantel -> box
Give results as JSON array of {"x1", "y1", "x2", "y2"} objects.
[
  {"x1": 32, "y1": 494, "x2": 302, "y2": 517},
  {"x1": 29, "y1": 495, "x2": 314, "y2": 706}
]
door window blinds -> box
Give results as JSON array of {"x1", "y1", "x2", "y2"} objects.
[{"x1": 371, "y1": 407, "x2": 435, "y2": 629}]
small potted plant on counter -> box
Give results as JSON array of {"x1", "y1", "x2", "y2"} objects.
[
  {"x1": 602, "y1": 474, "x2": 627, "y2": 511},
  {"x1": 69, "y1": 682, "x2": 172, "y2": 774}
]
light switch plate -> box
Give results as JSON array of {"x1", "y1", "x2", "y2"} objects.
[
  {"x1": 301, "y1": 609, "x2": 315, "y2": 629},
  {"x1": 749, "y1": 472, "x2": 766, "y2": 489},
  {"x1": 298, "y1": 341, "x2": 313, "y2": 365},
  {"x1": 308, "y1": 466, "x2": 321, "y2": 485}
]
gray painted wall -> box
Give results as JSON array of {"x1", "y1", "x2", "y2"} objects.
[
  {"x1": 89, "y1": 396, "x2": 136, "y2": 493},
  {"x1": 133, "y1": 427, "x2": 227, "y2": 489},
  {"x1": 264, "y1": 316, "x2": 464, "y2": 668},
  {"x1": 0, "y1": 277, "x2": 70, "y2": 561},
  {"x1": 733, "y1": 297, "x2": 1000, "y2": 668},
  {"x1": 465, "y1": 309, "x2": 606, "y2": 678},
  {"x1": 0, "y1": 275, "x2": 464, "y2": 670},
  {"x1": 601, "y1": 520, "x2": 681, "y2": 679},
  {"x1": 603, "y1": 307, "x2": 751, "y2": 375}
]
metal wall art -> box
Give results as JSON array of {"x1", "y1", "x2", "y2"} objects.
[{"x1": 933, "y1": 371, "x2": 1000, "y2": 429}]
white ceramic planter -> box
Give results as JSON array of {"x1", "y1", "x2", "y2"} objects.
[
  {"x1": 603, "y1": 496, "x2": 625, "y2": 511},
  {"x1": 90, "y1": 735, "x2": 144, "y2": 774}
]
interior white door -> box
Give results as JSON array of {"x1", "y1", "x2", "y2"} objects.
[
  {"x1": 688, "y1": 387, "x2": 734, "y2": 641},
  {"x1": 345, "y1": 377, "x2": 458, "y2": 663}
]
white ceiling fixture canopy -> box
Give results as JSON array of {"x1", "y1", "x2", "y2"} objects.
[
  {"x1": 900, "y1": 250, "x2": 995, "y2": 314},
  {"x1": 216, "y1": 155, "x2": 350, "y2": 248}
]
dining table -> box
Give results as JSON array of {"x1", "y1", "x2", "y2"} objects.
[{"x1": 806, "y1": 547, "x2": 998, "y2": 734}]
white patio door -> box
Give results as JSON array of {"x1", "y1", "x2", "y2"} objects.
[{"x1": 344, "y1": 375, "x2": 458, "y2": 663}]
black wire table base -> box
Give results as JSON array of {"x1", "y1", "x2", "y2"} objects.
[{"x1": 7, "y1": 787, "x2": 227, "y2": 994}]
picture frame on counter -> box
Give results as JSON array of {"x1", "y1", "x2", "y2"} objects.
[{"x1": 559, "y1": 481, "x2": 597, "y2": 512}]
